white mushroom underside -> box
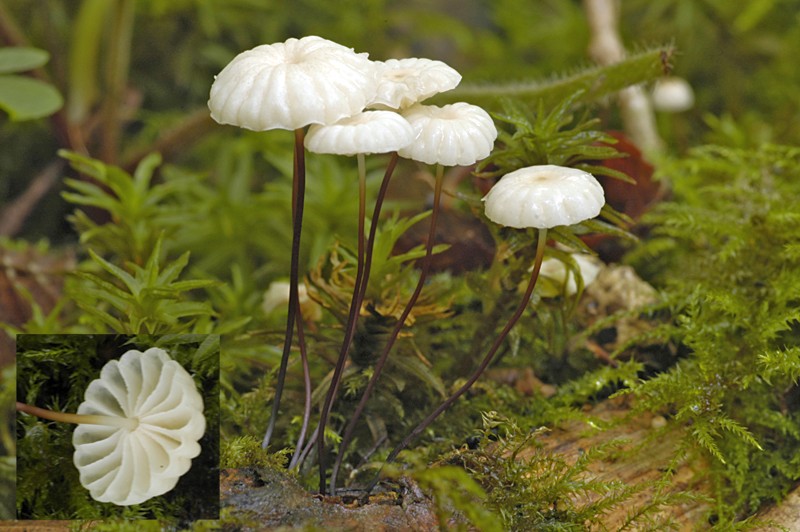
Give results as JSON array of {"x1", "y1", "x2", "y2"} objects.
[{"x1": 72, "y1": 348, "x2": 205, "y2": 506}]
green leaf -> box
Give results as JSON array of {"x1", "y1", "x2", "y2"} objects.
[
  {"x1": 0, "y1": 75, "x2": 63, "y2": 121},
  {"x1": 0, "y1": 47, "x2": 49, "y2": 74},
  {"x1": 67, "y1": 0, "x2": 113, "y2": 122},
  {"x1": 87, "y1": 249, "x2": 142, "y2": 296}
]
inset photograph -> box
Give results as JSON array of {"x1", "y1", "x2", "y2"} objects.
[{"x1": 15, "y1": 334, "x2": 219, "y2": 522}]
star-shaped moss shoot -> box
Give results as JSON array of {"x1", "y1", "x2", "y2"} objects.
[
  {"x1": 17, "y1": 347, "x2": 205, "y2": 506},
  {"x1": 208, "y1": 36, "x2": 379, "y2": 451},
  {"x1": 381, "y1": 165, "x2": 605, "y2": 469}
]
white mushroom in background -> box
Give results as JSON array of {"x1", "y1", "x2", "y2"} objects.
[
  {"x1": 538, "y1": 253, "x2": 603, "y2": 297},
  {"x1": 651, "y1": 76, "x2": 695, "y2": 113}
]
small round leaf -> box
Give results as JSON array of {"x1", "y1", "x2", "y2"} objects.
[
  {"x1": 0, "y1": 75, "x2": 63, "y2": 121},
  {"x1": 0, "y1": 47, "x2": 50, "y2": 74}
]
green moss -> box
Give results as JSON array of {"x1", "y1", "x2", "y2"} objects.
[
  {"x1": 623, "y1": 143, "x2": 800, "y2": 523},
  {"x1": 220, "y1": 436, "x2": 289, "y2": 470}
]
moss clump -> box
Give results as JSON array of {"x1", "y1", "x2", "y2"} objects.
[
  {"x1": 624, "y1": 143, "x2": 800, "y2": 522},
  {"x1": 220, "y1": 436, "x2": 290, "y2": 470}
]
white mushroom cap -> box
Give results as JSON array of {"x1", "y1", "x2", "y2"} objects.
[
  {"x1": 305, "y1": 110, "x2": 414, "y2": 155},
  {"x1": 72, "y1": 347, "x2": 206, "y2": 506},
  {"x1": 208, "y1": 36, "x2": 378, "y2": 131},
  {"x1": 651, "y1": 76, "x2": 695, "y2": 113},
  {"x1": 482, "y1": 165, "x2": 605, "y2": 229},
  {"x1": 368, "y1": 58, "x2": 462, "y2": 110},
  {"x1": 398, "y1": 102, "x2": 497, "y2": 166}
]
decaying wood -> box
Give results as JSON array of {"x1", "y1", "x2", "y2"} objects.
[{"x1": 533, "y1": 395, "x2": 713, "y2": 529}]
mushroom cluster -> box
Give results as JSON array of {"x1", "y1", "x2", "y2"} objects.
[
  {"x1": 17, "y1": 347, "x2": 205, "y2": 506},
  {"x1": 209, "y1": 34, "x2": 617, "y2": 497},
  {"x1": 209, "y1": 35, "x2": 498, "y2": 493},
  {"x1": 382, "y1": 165, "x2": 606, "y2": 469}
]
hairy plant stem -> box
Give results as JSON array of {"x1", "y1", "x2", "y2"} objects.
[
  {"x1": 316, "y1": 152, "x2": 399, "y2": 494},
  {"x1": 16, "y1": 402, "x2": 138, "y2": 430},
  {"x1": 330, "y1": 164, "x2": 445, "y2": 493},
  {"x1": 262, "y1": 128, "x2": 306, "y2": 450},
  {"x1": 374, "y1": 227, "x2": 549, "y2": 484}
]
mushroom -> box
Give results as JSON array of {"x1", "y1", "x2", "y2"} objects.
[
  {"x1": 208, "y1": 36, "x2": 377, "y2": 131},
  {"x1": 306, "y1": 109, "x2": 418, "y2": 489},
  {"x1": 482, "y1": 165, "x2": 605, "y2": 229},
  {"x1": 398, "y1": 102, "x2": 497, "y2": 166},
  {"x1": 16, "y1": 347, "x2": 205, "y2": 506},
  {"x1": 208, "y1": 36, "x2": 379, "y2": 450},
  {"x1": 305, "y1": 110, "x2": 414, "y2": 156},
  {"x1": 380, "y1": 165, "x2": 606, "y2": 469},
  {"x1": 368, "y1": 57, "x2": 462, "y2": 110},
  {"x1": 328, "y1": 101, "x2": 498, "y2": 492}
]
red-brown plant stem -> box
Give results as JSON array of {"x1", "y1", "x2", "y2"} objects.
[
  {"x1": 316, "y1": 152, "x2": 399, "y2": 494},
  {"x1": 330, "y1": 164, "x2": 445, "y2": 492},
  {"x1": 262, "y1": 128, "x2": 306, "y2": 449},
  {"x1": 289, "y1": 306, "x2": 311, "y2": 469},
  {"x1": 374, "y1": 227, "x2": 549, "y2": 484}
]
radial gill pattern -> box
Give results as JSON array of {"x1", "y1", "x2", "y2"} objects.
[{"x1": 72, "y1": 347, "x2": 206, "y2": 506}]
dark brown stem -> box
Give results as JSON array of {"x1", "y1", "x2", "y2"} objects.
[
  {"x1": 289, "y1": 305, "x2": 311, "y2": 469},
  {"x1": 375, "y1": 227, "x2": 549, "y2": 484},
  {"x1": 330, "y1": 164, "x2": 445, "y2": 492},
  {"x1": 262, "y1": 128, "x2": 306, "y2": 449},
  {"x1": 316, "y1": 152, "x2": 399, "y2": 493}
]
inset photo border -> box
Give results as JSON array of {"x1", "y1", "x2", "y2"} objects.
[{"x1": 15, "y1": 334, "x2": 219, "y2": 522}]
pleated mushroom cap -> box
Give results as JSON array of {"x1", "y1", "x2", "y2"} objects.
[
  {"x1": 72, "y1": 348, "x2": 206, "y2": 506},
  {"x1": 482, "y1": 165, "x2": 605, "y2": 229},
  {"x1": 369, "y1": 58, "x2": 461, "y2": 110},
  {"x1": 305, "y1": 110, "x2": 414, "y2": 155},
  {"x1": 208, "y1": 36, "x2": 377, "y2": 131},
  {"x1": 398, "y1": 102, "x2": 497, "y2": 166}
]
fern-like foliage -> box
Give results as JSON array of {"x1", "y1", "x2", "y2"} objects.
[
  {"x1": 624, "y1": 143, "x2": 800, "y2": 522},
  {"x1": 418, "y1": 412, "x2": 693, "y2": 531}
]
